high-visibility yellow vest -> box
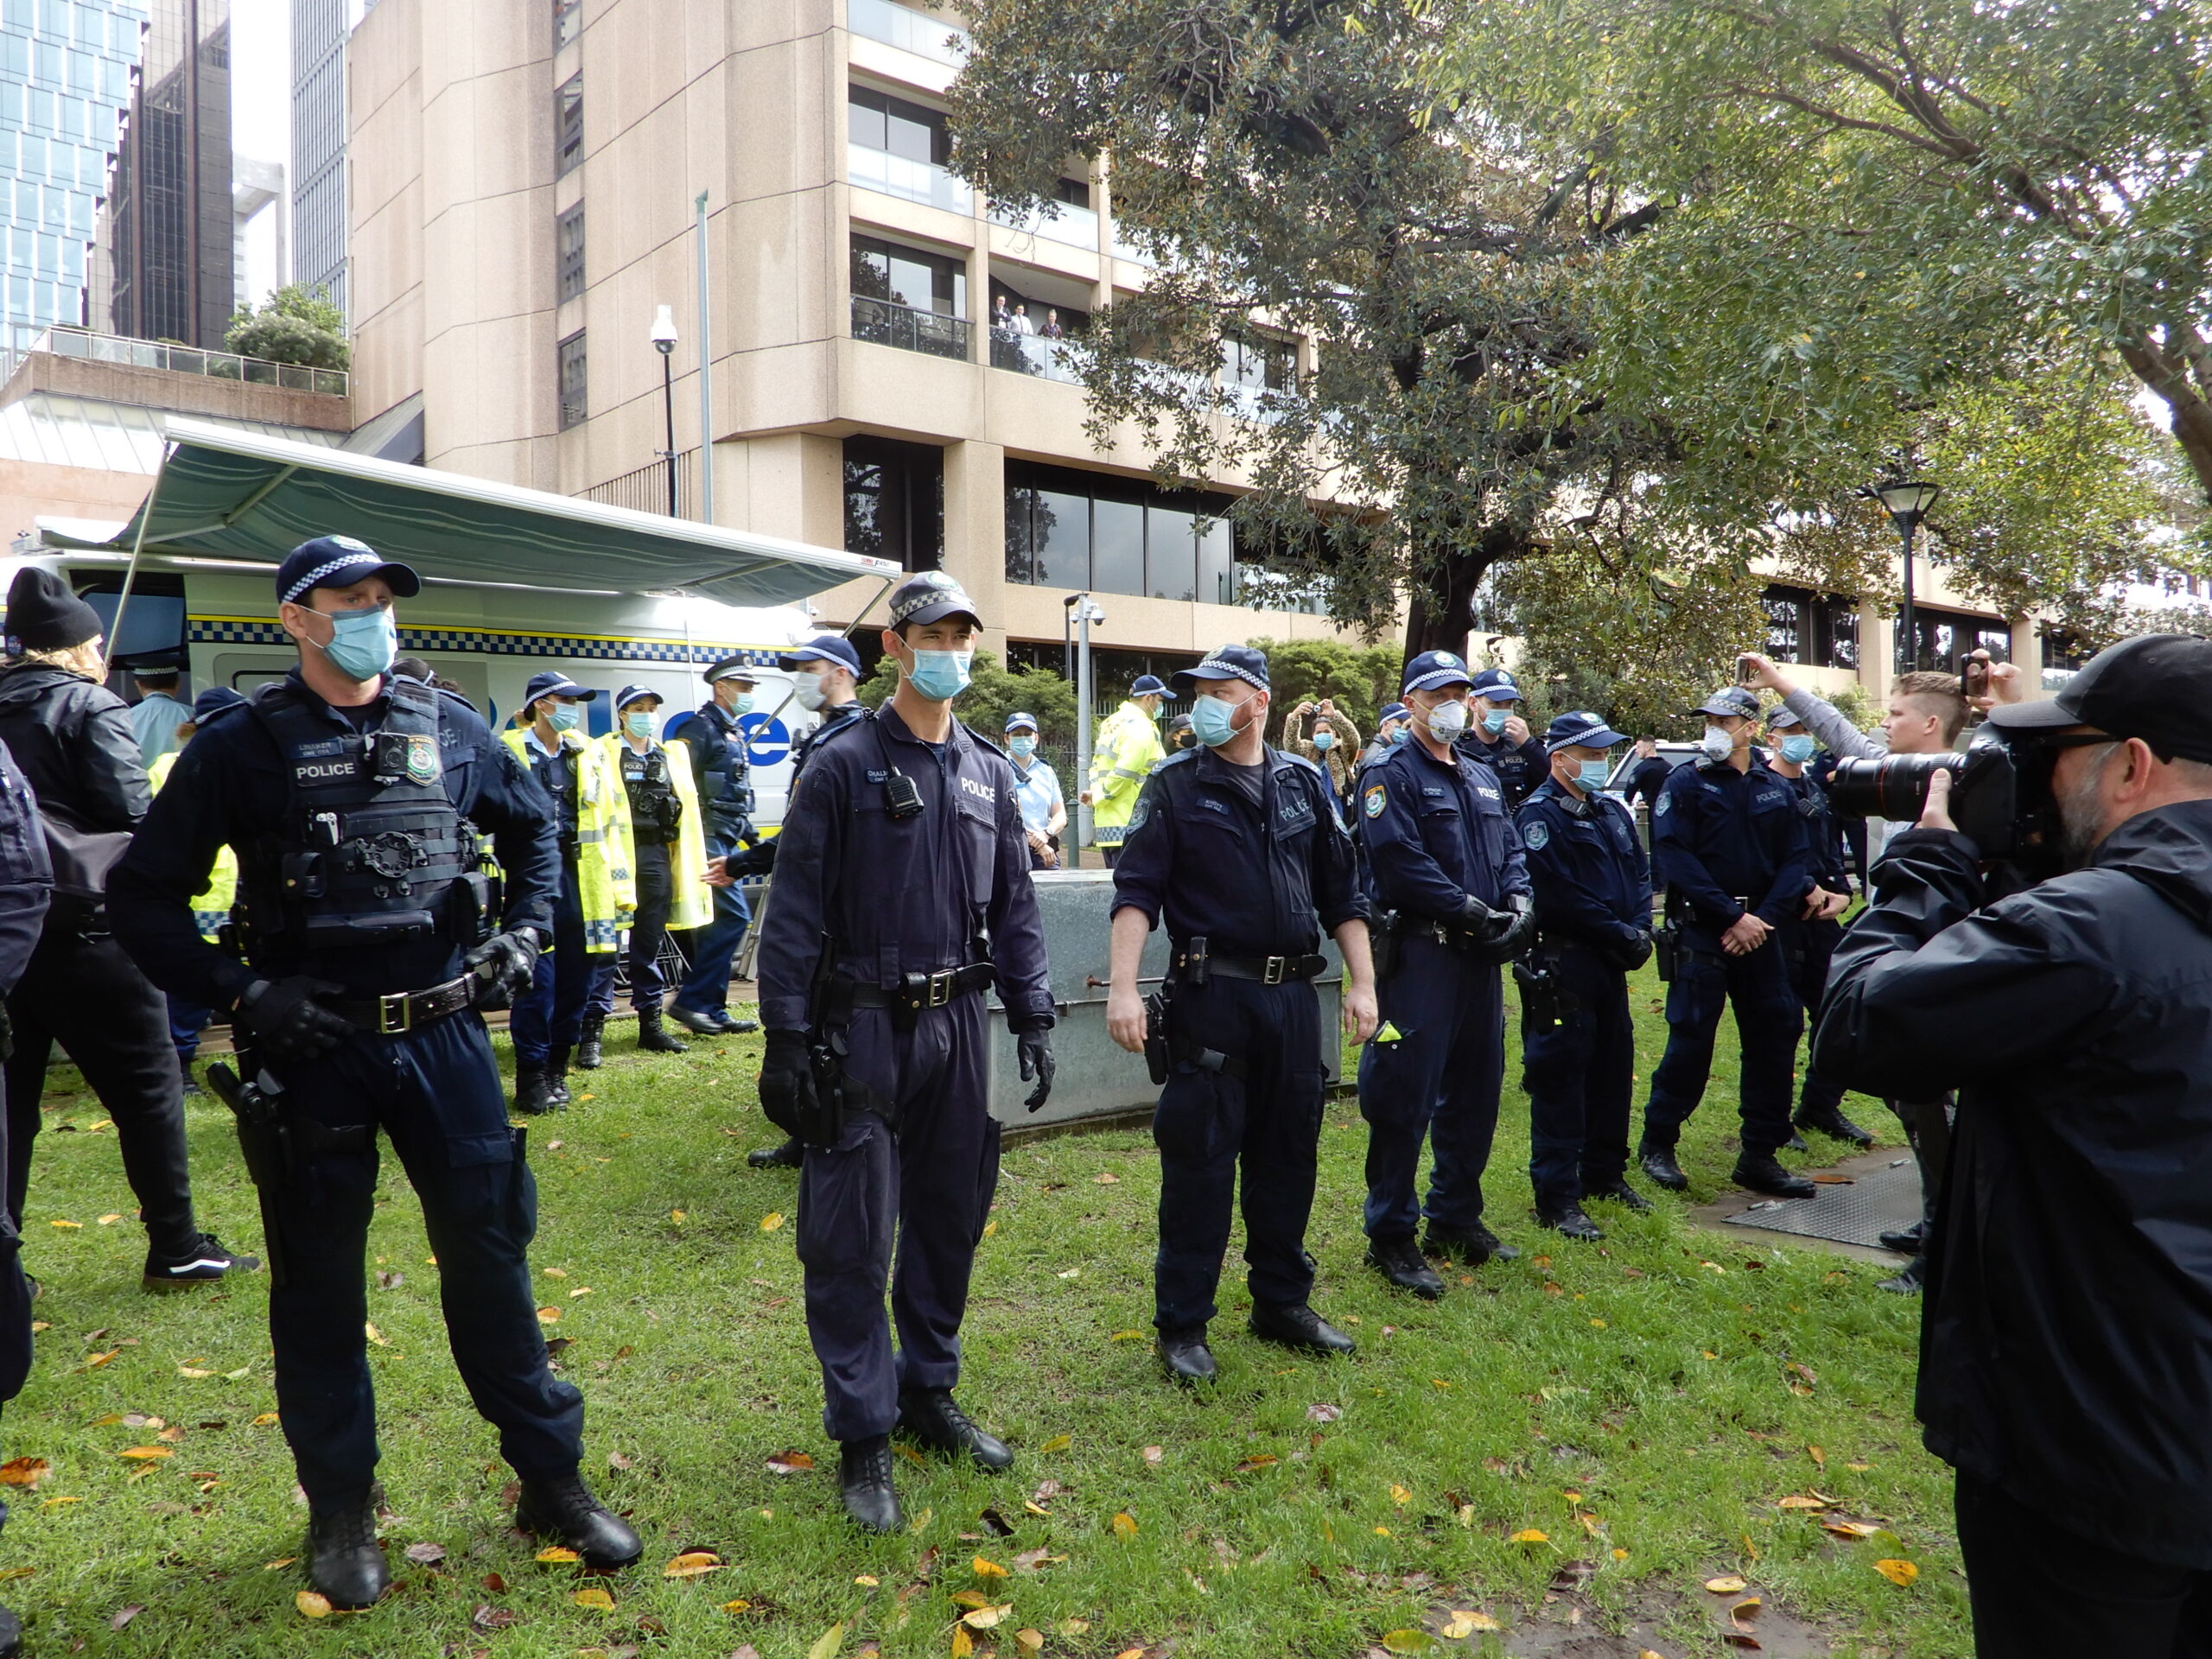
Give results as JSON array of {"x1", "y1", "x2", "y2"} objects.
[
  {"x1": 501, "y1": 728, "x2": 636, "y2": 954},
  {"x1": 149, "y1": 749, "x2": 235, "y2": 943},
  {"x1": 596, "y1": 733, "x2": 715, "y2": 933},
  {"x1": 1088, "y1": 701, "x2": 1164, "y2": 846}
]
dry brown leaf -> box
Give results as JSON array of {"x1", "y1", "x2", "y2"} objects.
[
  {"x1": 404, "y1": 1541, "x2": 446, "y2": 1565},
  {"x1": 1236, "y1": 1455, "x2": 1278, "y2": 1474},
  {"x1": 1306, "y1": 1402, "x2": 1344, "y2": 1423},
  {"x1": 766, "y1": 1450, "x2": 816, "y2": 1475},
  {"x1": 296, "y1": 1591, "x2": 333, "y2": 1618},
  {"x1": 1873, "y1": 1559, "x2": 1919, "y2": 1586},
  {"x1": 1142, "y1": 1445, "x2": 1163, "y2": 1465},
  {"x1": 0, "y1": 1459, "x2": 48, "y2": 1489},
  {"x1": 111, "y1": 1605, "x2": 143, "y2": 1630}
]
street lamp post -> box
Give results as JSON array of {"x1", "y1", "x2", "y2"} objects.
[
  {"x1": 1874, "y1": 478, "x2": 1941, "y2": 671},
  {"x1": 651, "y1": 304, "x2": 679, "y2": 516},
  {"x1": 1069, "y1": 593, "x2": 1104, "y2": 861}
]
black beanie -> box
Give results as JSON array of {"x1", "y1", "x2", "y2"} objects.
[{"x1": 5, "y1": 568, "x2": 105, "y2": 652}]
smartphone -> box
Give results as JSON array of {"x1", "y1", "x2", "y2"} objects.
[
  {"x1": 1737, "y1": 654, "x2": 1758, "y2": 686},
  {"x1": 1965, "y1": 658, "x2": 1990, "y2": 698}
]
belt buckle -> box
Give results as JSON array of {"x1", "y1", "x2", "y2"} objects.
[
  {"x1": 1262, "y1": 956, "x2": 1287, "y2": 986},
  {"x1": 377, "y1": 991, "x2": 412, "y2": 1034},
  {"x1": 927, "y1": 970, "x2": 953, "y2": 1007}
]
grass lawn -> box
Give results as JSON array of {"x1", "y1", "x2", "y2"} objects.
[{"x1": 1, "y1": 965, "x2": 1967, "y2": 1658}]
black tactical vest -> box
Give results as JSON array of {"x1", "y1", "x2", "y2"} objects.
[
  {"x1": 239, "y1": 677, "x2": 492, "y2": 954},
  {"x1": 620, "y1": 743, "x2": 683, "y2": 844},
  {"x1": 695, "y1": 701, "x2": 753, "y2": 826}
]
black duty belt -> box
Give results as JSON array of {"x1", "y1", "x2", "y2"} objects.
[
  {"x1": 1178, "y1": 950, "x2": 1328, "y2": 985},
  {"x1": 848, "y1": 963, "x2": 996, "y2": 1014},
  {"x1": 328, "y1": 974, "x2": 475, "y2": 1035}
]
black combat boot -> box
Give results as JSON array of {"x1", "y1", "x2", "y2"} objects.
[
  {"x1": 1879, "y1": 1219, "x2": 1927, "y2": 1255},
  {"x1": 1796, "y1": 1103, "x2": 1874, "y2": 1147},
  {"x1": 575, "y1": 1013, "x2": 605, "y2": 1070},
  {"x1": 1249, "y1": 1302, "x2": 1357, "y2": 1355},
  {"x1": 1423, "y1": 1220, "x2": 1519, "y2": 1265},
  {"x1": 635, "y1": 1006, "x2": 687, "y2": 1052},
  {"x1": 305, "y1": 1492, "x2": 388, "y2": 1609},
  {"x1": 839, "y1": 1435, "x2": 902, "y2": 1533},
  {"x1": 1535, "y1": 1202, "x2": 1605, "y2": 1242},
  {"x1": 898, "y1": 1388, "x2": 1014, "y2": 1471},
  {"x1": 747, "y1": 1137, "x2": 804, "y2": 1170},
  {"x1": 1733, "y1": 1150, "x2": 1816, "y2": 1199},
  {"x1": 1157, "y1": 1329, "x2": 1217, "y2": 1385},
  {"x1": 547, "y1": 1044, "x2": 574, "y2": 1104},
  {"x1": 514, "y1": 1472, "x2": 643, "y2": 1568},
  {"x1": 514, "y1": 1067, "x2": 563, "y2": 1115},
  {"x1": 1637, "y1": 1141, "x2": 1689, "y2": 1192},
  {"x1": 1364, "y1": 1235, "x2": 1444, "y2": 1300},
  {"x1": 1586, "y1": 1178, "x2": 1653, "y2": 1214}
]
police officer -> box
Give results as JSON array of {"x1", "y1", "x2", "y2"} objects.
[
  {"x1": 0, "y1": 568, "x2": 243, "y2": 1288},
  {"x1": 671, "y1": 658, "x2": 764, "y2": 1035},
  {"x1": 1516, "y1": 713, "x2": 1655, "y2": 1240},
  {"x1": 1455, "y1": 667, "x2": 1549, "y2": 810},
  {"x1": 741, "y1": 635, "x2": 866, "y2": 1174},
  {"x1": 1637, "y1": 686, "x2": 1815, "y2": 1199},
  {"x1": 1357, "y1": 702, "x2": 1410, "y2": 774},
  {"x1": 151, "y1": 685, "x2": 246, "y2": 1092},
  {"x1": 107, "y1": 537, "x2": 639, "y2": 1609},
  {"x1": 1355, "y1": 651, "x2": 1533, "y2": 1297},
  {"x1": 1623, "y1": 737, "x2": 1674, "y2": 813},
  {"x1": 1107, "y1": 644, "x2": 1378, "y2": 1378},
  {"x1": 1085, "y1": 673, "x2": 1173, "y2": 866},
  {"x1": 755, "y1": 573, "x2": 1056, "y2": 1533},
  {"x1": 0, "y1": 741, "x2": 48, "y2": 1656},
  {"x1": 577, "y1": 685, "x2": 711, "y2": 1063},
  {"x1": 502, "y1": 672, "x2": 634, "y2": 1112},
  {"x1": 1762, "y1": 707, "x2": 1870, "y2": 1148},
  {"x1": 1004, "y1": 711, "x2": 1066, "y2": 870}
]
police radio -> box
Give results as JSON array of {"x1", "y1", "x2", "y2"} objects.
[{"x1": 883, "y1": 768, "x2": 925, "y2": 820}]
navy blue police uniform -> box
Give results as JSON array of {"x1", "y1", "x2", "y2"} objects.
[
  {"x1": 1515, "y1": 713, "x2": 1654, "y2": 1231},
  {"x1": 105, "y1": 538, "x2": 639, "y2": 1605},
  {"x1": 754, "y1": 576, "x2": 1053, "y2": 1527},
  {"x1": 1452, "y1": 667, "x2": 1549, "y2": 810},
  {"x1": 1111, "y1": 645, "x2": 1369, "y2": 1349},
  {"x1": 1624, "y1": 752, "x2": 1674, "y2": 811},
  {"x1": 510, "y1": 669, "x2": 607, "y2": 1108},
  {"x1": 671, "y1": 657, "x2": 760, "y2": 1031},
  {"x1": 1638, "y1": 688, "x2": 1813, "y2": 1185},
  {"x1": 1764, "y1": 712, "x2": 1866, "y2": 1142},
  {"x1": 1356, "y1": 652, "x2": 1532, "y2": 1281}
]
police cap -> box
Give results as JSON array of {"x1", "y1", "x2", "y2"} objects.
[
  {"x1": 776, "y1": 633, "x2": 863, "y2": 677},
  {"x1": 613, "y1": 683, "x2": 662, "y2": 710},
  {"x1": 190, "y1": 685, "x2": 245, "y2": 723},
  {"x1": 1402, "y1": 651, "x2": 1474, "y2": 696},
  {"x1": 524, "y1": 670, "x2": 595, "y2": 706},
  {"x1": 1764, "y1": 705, "x2": 1804, "y2": 730},
  {"x1": 887, "y1": 571, "x2": 983, "y2": 632},
  {"x1": 1377, "y1": 702, "x2": 1409, "y2": 726},
  {"x1": 702, "y1": 656, "x2": 758, "y2": 687},
  {"x1": 1470, "y1": 667, "x2": 1524, "y2": 702},
  {"x1": 1130, "y1": 674, "x2": 1176, "y2": 699},
  {"x1": 1687, "y1": 686, "x2": 1763, "y2": 721},
  {"x1": 1172, "y1": 644, "x2": 1269, "y2": 695},
  {"x1": 1004, "y1": 710, "x2": 1039, "y2": 734},
  {"x1": 276, "y1": 536, "x2": 422, "y2": 606},
  {"x1": 1986, "y1": 633, "x2": 2212, "y2": 763},
  {"x1": 1543, "y1": 710, "x2": 1629, "y2": 754}
]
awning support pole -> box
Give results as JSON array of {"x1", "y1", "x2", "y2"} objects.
[{"x1": 103, "y1": 442, "x2": 168, "y2": 674}]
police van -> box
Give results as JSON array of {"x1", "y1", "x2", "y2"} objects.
[{"x1": 1, "y1": 419, "x2": 901, "y2": 830}]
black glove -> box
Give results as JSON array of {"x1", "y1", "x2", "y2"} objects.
[
  {"x1": 1456, "y1": 893, "x2": 1509, "y2": 940},
  {"x1": 1013, "y1": 1018, "x2": 1055, "y2": 1112},
  {"x1": 238, "y1": 976, "x2": 353, "y2": 1065},
  {"x1": 1611, "y1": 928, "x2": 1656, "y2": 972},
  {"x1": 465, "y1": 927, "x2": 541, "y2": 1010},
  {"x1": 1495, "y1": 893, "x2": 1538, "y2": 959},
  {"x1": 759, "y1": 1029, "x2": 817, "y2": 1139}
]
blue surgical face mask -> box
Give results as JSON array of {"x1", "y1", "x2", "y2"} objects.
[
  {"x1": 316, "y1": 606, "x2": 397, "y2": 683},
  {"x1": 1191, "y1": 692, "x2": 1247, "y2": 748},
  {"x1": 1481, "y1": 707, "x2": 1510, "y2": 735},
  {"x1": 1777, "y1": 734, "x2": 1816, "y2": 764},
  {"x1": 625, "y1": 709, "x2": 656, "y2": 740},
  {"x1": 1008, "y1": 734, "x2": 1035, "y2": 757},
  {"x1": 904, "y1": 648, "x2": 973, "y2": 702},
  {"x1": 1388, "y1": 725, "x2": 1410, "y2": 747},
  {"x1": 1574, "y1": 758, "x2": 1611, "y2": 792},
  {"x1": 546, "y1": 702, "x2": 582, "y2": 733},
  {"x1": 726, "y1": 691, "x2": 754, "y2": 716},
  {"x1": 1311, "y1": 729, "x2": 1334, "y2": 751}
]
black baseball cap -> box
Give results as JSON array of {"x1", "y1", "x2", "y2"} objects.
[
  {"x1": 1543, "y1": 710, "x2": 1627, "y2": 753},
  {"x1": 524, "y1": 670, "x2": 594, "y2": 705},
  {"x1": 776, "y1": 633, "x2": 863, "y2": 677},
  {"x1": 887, "y1": 571, "x2": 982, "y2": 631},
  {"x1": 276, "y1": 536, "x2": 421, "y2": 605},
  {"x1": 1172, "y1": 644, "x2": 1269, "y2": 694},
  {"x1": 1987, "y1": 634, "x2": 2212, "y2": 762},
  {"x1": 1688, "y1": 686, "x2": 1763, "y2": 721}
]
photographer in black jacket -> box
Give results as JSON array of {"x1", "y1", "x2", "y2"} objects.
[
  {"x1": 0, "y1": 569, "x2": 245, "y2": 1289},
  {"x1": 1817, "y1": 633, "x2": 2212, "y2": 1656}
]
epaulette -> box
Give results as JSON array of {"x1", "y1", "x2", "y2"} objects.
[
  {"x1": 196, "y1": 696, "x2": 251, "y2": 728},
  {"x1": 959, "y1": 720, "x2": 1012, "y2": 761},
  {"x1": 1155, "y1": 747, "x2": 1200, "y2": 772},
  {"x1": 810, "y1": 706, "x2": 876, "y2": 751},
  {"x1": 430, "y1": 683, "x2": 482, "y2": 716}
]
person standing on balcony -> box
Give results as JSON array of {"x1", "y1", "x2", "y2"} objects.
[
  {"x1": 1041, "y1": 310, "x2": 1065, "y2": 340},
  {"x1": 1084, "y1": 675, "x2": 1173, "y2": 867}
]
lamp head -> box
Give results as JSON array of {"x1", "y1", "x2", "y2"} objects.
[
  {"x1": 650, "y1": 303, "x2": 678, "y2": 356},
  {"x1": 1873, "y1": 477, "x2": 1940, "y2": 529}
]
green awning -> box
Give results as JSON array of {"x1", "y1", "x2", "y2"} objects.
[{"x1": 37, "y1": 416, "x2": 899, "y2": 607}]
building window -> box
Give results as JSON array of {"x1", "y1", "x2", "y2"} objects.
[
  {"x1": 1004, "y1": 461, "x2": 1242, "y2": 605},
  {"x1": 556, "y1": 203, "x2": 585, "y2": 303},
  {"x1": 1052, "y1": 176, "x2": 1090, "y2": 210},
  {"x1": 555, "y1": 73, "x2": 583, "y2": 177},
  {"x1": 1222, "y1": 329, "x2": 1295, "y2": 391},
  {"x1": 1762, "y1": 585, "x2": 1860, "y2": 671},
  {"x1": 850, "y1": 233, "x2": 971, "y2": 359},
  {"x1": 844, "y1": 436, "x2": 944, "y2": 571},
  {"x1": 846, "y1": 84, "x2": 951, "y2": 166},
  {"x1": 1898, "y1": 607, "x2": 2008, "y2": 675},
  {"x1": 557, "y1": 329, "x2": 588, "y2": 429},
  {"x1": 554, "y1": 0, "x2": 581, "y2": 48}
]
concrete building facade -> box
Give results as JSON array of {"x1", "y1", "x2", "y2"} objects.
[
  {"x1": 289, "y1": 0, "x2": 347, "y2": 312},
  {"x1": 342, "y1": 0, "x2": 1364, "y2": 679}
]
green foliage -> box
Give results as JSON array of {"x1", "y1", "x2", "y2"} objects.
[
  {"x1": 856, "y1": 650, "x2": 1080, "y2": 748},
  {"x1": 1243, "y1": 637, "x2": 1402, "y2": 742},
  {"x1": 224, "y1": 283, "x2": 351, "y2": 372}
]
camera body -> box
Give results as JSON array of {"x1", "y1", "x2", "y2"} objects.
[{"x1": 1827, "y1": 726, "x2": 2064, "y2": 880}]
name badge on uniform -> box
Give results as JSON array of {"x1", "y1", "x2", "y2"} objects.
[
  {"x1": 290, "y1": 738, "x2": 362, "y2": 786},
  {"x1": 1198, "y1": 797, "x2": 1232, "y2": 816}
]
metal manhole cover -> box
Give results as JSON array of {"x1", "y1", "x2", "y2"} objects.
[{"x1": 1722, "y1": 1158, "x2": 1921, "y2": 1249}]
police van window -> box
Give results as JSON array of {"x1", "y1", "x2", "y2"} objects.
[{"x1": 73, "y1": 572, "x2": 185, "y2": 666}]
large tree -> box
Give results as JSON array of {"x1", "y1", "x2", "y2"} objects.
[{"x1": 950, "y1": 0, "x2": 1670, "y2": 660}]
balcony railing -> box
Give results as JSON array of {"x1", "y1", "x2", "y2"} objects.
[
  {"x1": 29, "y1": 326, "x2": 350, "y2": 397},
  {"x1": 988, "y1": 329, "x2": 1084, "y2": 384},
  {"x1": 853, "y1": 294, "x2": 973, "y2": 362},
  {"x1": 988, "y1": 200, "x2": 1100, "y2": 253},
  {"x1": 848, "y1": 142, "x2": 973, "y2": 213},
  {"x1": 848, "y1": 0, "x2": 969, "y2": 67}
]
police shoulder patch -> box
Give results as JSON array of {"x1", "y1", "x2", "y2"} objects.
[
  {"x1": 1522, "y1": 820, "x2": 1550, "y2": 850},
  {"x1": 1655, "y1": 793, "x2": 1672, "y2": 817},
  {"x1": 1363, "y1": 784, "x2": 1387, "y2": 818},
  {"x1": 1126, "y1": 797, "x2": 1151, "y2": 836}
]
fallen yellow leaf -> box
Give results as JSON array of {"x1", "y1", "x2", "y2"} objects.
[
  {"x1": 1874, "y1": 1558, "x2": 1919, "y2": 1586},
  {"x1": 1777, "y1": 1494, "x2": 1827, "y2": 1510},
  {"x1": 252, "y1": 1413, "x2": 280, "y2": 1427},
  {"x1": 296, "y1": 1590, "x2": 333, "y2": 1618},
  {"x1": 1442, "y1": 1609, "x2": 1500, "y2": 1637},
  {"x1": 982, "y1": 1219, "x2": 998, "y2": 1236},
  {"x1": 364, "y1": 1323, "x2": 389, "y2": 1346},
  {"x1": 1381, "y1": 1631, "x2": 1436, "y2": 1654},
  {"x1": 536, "y1": 1306, "x2": 562, "y2": 1324},
  {"x1": 1111, "y1": 1510, "x2": 1138, "y2": 1537},
  {"x1": 1822, "y1": 1520, "x2": 1882, "y2": 1540},
  {"x1": 1109, "y1": 1330, "x2": 1145, "y2": 1341},
  {"x1": 663, "y1": 1549, "x2": 722, "y2": 1578},
  {"x1": 1389, "y1": 1483, "x2": 1411, "y2": 1506},
  {"x1": 671, "y1": 1210, "x2": 687, "y2": 1223},
  {"x1": 1510, "y1": 1528, "x2": 1549, "y2": 1544},
  {"x1": 1704, "y1": 1575, "x2": 1748, "y2": 1594},
  {"x1": 962, "y1": 1605, "x2": 1010, "y2": 1630},
  {"x1": 1016, "y1": 1630, "x2": 1045, "y2": 1655},
  {"x1": 49, "y1": 1220, "x2": 80, "y2": 1230},
  {"x1": 854, "y1": 1574, "x2": 878, "y2": 1586},
  {"x1": 950, "y1": 1628, "x2": 975, "y2": 1659},
  {"x1": 85, "y1": 1351, "x2": 118, "y2": 1369},
  {"x1": 535, "y1": 1546, "x2": 581, "y2": 1564},
  {"x1": 117, "y1": 1447, "x2": 170, "y2": 1461},
  {"x1": 177, "y1": 1367, "x2": 213, "y2": 1378},
  {"x1": 1059, "y1": 1618, "x2": 1090, "y2": 1636},
  {"x1": 761, "y1": 1212, "x2": 785, "y2": 1231},
  {"x1": 574, "y1": 1585, "x2": 614, "y2": 1609},
  {"x1": 0, "y1": 1459, "x2": 48, "y2": 1488},
  {"x1": 973, "y1": 1555, "x2": 1008, "y2": 1578},
  {"x1": 808, "y1": 1619, "x2": 845, "y2": 1659},
  {"x1": 1039, "y1": 1434, "x2": 1071, "y2": 1453},
  {"x1": 722, "y1": 1598, "x2": 753, "y2": 1612},
  {"x1": 951, "y1": 1591, "x2": 990, "y2": 1611},
  {"x1": 97, "y1": 1214, "x2": 121, "y2": 1225}
]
